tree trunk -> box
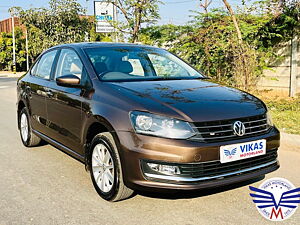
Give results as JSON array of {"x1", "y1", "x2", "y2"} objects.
[
  {"x1": 131, "y1": 1, "x2": 143, "y2": 43},
  {"x1": 222, "y1": 0, "x2": 242, "y2": 43}
]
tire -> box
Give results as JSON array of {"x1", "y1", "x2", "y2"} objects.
[
  {"x1": 89, "y1": 132, "x2": 134, "y2": 201},
  {"x1": 19, "y1": 107, "x2": 42, "y2": 147}
]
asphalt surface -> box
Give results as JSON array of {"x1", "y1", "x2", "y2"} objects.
[{"x1": 0, "y1": 77, "x2": 299, "y2": 225}]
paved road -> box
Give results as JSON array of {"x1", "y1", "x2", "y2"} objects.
[{"x1": 0, "y1": 77, "x2": 299, "y2": 225}]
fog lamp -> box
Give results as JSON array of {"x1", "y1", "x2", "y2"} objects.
[{"x1": 147, "y1": 163, "x2": 180, "y2": 175}]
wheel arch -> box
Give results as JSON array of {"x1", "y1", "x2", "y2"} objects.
[
  {"x1": 17, "y1": 100, "x2": 26, "y2": 130},
  {"x1": 83, "y1": 115, "x2": 122, "y2": 171}
]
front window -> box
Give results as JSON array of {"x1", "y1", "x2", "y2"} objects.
[
  {"x1": 84, "y1": 47, "x2": 204, "y2": 81},
  {"x1": 55, "y1": 49, "x2": 83, "y2": 79},
  {"x1": 54, "y1": 48, "x2": 91, "y2": 87}
]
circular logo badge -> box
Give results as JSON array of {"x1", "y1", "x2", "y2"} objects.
[
  {"x1": 233, "y1": 121, "x2": 246, "y2": 136},
  {"x1": 249, "y1": 177, "x2": 300, "y2": 221}
]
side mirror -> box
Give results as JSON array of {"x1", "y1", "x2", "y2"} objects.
[{"x1": 56, "y1": 74, "x2": 81, "y2": 87}]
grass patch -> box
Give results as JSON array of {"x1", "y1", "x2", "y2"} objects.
[{"x1": 263, "y1": 98, "x2": 300, "y2": 135}]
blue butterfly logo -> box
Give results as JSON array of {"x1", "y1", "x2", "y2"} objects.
[
  {"x1": 224, "y1": 148, "x2": 237, "y2": 157},
  {"x1": 249, "y1": 186, "x2": 300, "y2": 210}
]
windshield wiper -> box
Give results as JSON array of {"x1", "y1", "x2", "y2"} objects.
[{"x1": 148, "y1": 76, "x2": 208, "y2": 81}]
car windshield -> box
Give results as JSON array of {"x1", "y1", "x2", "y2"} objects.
[{"x1": 84, "y1": 46, "x2": 204, "y2": 81}]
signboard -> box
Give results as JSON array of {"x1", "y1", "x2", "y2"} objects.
[{"x1": 94, "y1": 1, "x2": 115, "y2": 33}]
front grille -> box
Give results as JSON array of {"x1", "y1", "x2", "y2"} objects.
[
  {"x1": 178, "y1": 148, "x2": 278, "y2": 178},
  {"x1": 190, "y1": 114, "x2": 270, "y2": 142}
]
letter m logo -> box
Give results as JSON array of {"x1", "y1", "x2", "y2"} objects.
[{"x1": 270, "y1": 207, "x2": 284, "y2": 220}]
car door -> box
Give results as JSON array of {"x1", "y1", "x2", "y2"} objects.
[
  {"x1": 46, "y1": 48, "x2": 91, "y2": 155},
  {"x1": 28, "y1": 50, "x2": 58, "y2": 135}
]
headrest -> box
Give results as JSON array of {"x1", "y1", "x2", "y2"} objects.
[
  {"x1": 116, "y1": 61, "x2": 133, "y2": 73},
  {"x1": 70, "y1": 62, "x2": 82, "y2": 74},
  {"x1": 95, "y1": 62, "x2": 108, "y2": 75}
]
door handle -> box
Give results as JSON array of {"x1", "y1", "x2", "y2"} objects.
[
  {"x1": 46, "y1": 90, "x2": 54, "y2": 97},
  {"x1": 25, "y1": 86, "x2": 31, "y2": 93}
]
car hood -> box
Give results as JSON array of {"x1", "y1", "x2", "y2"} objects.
[{"x1": 110, "y1": 79, "x2": 266, "y2": 122}]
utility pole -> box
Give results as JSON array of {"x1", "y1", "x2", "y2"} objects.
[
  {"x1": 10, "y1": 8, "x2": 16, "y2": 74},
  {"x1": 114, "y1": 0, "x2": 118, "y2": 42},
  {"x1": 25, "y1": 29, "x2": 29, "y2": 71},
  {"x1": 290, "y1": 34, "x2": 298, "y2": 97},
  {"x1": 85, "y1": 0, "x2": 90, "y2": 42}
]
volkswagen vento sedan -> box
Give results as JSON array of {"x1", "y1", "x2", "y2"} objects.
[{"x1": 17, "y1": 43, "x2": 280, "y2": 201}]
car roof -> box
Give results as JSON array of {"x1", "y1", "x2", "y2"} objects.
[{"x1": 49, "y1": 42, "x2": 159, "y2": 50}]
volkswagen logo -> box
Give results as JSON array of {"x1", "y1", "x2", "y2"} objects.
[{"x1": 233, "y1": 121, "x2": 246, "y2": 136}]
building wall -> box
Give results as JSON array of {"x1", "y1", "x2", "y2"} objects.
[
  {"x1": 258, "y1": 40, "x2": 300, "y2": 96},
  {"x1": 0, "y1": 17, "x2": 22, "y2": 33}
]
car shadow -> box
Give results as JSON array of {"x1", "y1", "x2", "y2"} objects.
[{"x1": 135, "y1": 176, "x2": 265, "y2": 200}]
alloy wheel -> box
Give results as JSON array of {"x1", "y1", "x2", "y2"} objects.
[
  {"x1": 20, "y1": 113, "x2": 29, "y2": 142},
  {"x1": 92, "y1": 143, "x2": 115, "y2": 193}
]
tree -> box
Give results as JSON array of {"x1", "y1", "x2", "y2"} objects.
[
  {"x1": 109, "y1": 0, "x2": 161, "y2": 43},
  {"x1": 0, "y1": 28, "x2": 26, "y2": 71},
  {"x1": 18, "y1": 0, "x2": 92, "y2": 61},
  {"x1": 140, "y1": 1, "x2": 298, "y2": 90}
]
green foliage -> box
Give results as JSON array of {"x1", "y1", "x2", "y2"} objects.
[
  {"x1": 140, "y1": 0, "x2": 300, "y2": 89},
  {"x1": 18, "y1": 0, "x2": 92, "y2": 62},
  {"x1": 265, "y1": 98, "x2": 300, "y2": 134},
  {"x1": 257, "y1": 1, "x2": 300, "y2": 48},
  {"x1": 0, "y1": 28, "x2": 26, "y2": 71},
  {"x1": 20, "y1": 0, "x2": 90, "y2": 44}
]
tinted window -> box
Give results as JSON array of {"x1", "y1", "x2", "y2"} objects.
[
  {"x1": 55, "y1": 49, "x2": 83, "y2": 79},
  {"x1": 34, "y1": 50, "x2": 57, "y2": 79}
]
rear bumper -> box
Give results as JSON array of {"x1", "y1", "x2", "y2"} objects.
[{"x1": 116, "y1": 127, "x2": 280, "y2": 191}]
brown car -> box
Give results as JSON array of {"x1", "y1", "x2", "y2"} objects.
[{"x1": 17, "y1": 43, "x2": 280, "y2": 201}]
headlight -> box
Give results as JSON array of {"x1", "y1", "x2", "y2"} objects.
[
  {"x1": 266, "y1": 111, "x2": 273, "y2": 126},
  {"x1": 130, "y1": 111, "x2": 195, "y2": 139}
]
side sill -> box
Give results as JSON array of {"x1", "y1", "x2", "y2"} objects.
[{"x1": 33, "y1": 130, "x2": 85, "y2": 163}]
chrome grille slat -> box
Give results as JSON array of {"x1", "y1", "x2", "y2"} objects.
[
  {"x1": 192, "y1": 124, "x2": 232, "y2": 129},
  {"x1": 191, "y1": 128, "x2": 269, "y2": 140},
  {"x1": 198, "y1": 129, "x2": 233, "y2": 135},
  {"x1": 243, "y1": 118, "x2": 267, "y2": 124},
  {"x1": 245, "y1": 124, "x2": 267, "y2": 129},
  {"x1": 245, "y1": 128, "x2": 269, "y2": 135},
  {"x1": 192, "y1": 135, "x2": 236, "y2": 140},
  {"x1": 191, "y1": 114, "x2": 269, "y2": 142}
]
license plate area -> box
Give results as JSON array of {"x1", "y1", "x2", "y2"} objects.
[{"x1": 220, "y1": 139, "x2": 266, "y2": 163}]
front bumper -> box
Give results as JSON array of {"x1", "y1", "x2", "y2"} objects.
[{"x1": 116, "y1": 127, "x2": 280, "y2": 191}]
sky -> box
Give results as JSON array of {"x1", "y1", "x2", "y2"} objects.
[{"x1": 0, "y1": 0, "x2": 243, "y2": 25}]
